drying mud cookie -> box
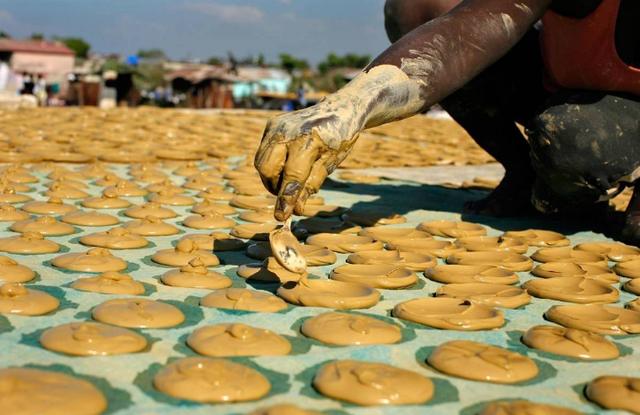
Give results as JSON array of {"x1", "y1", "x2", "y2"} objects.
[
  {"x1": 479, "y1": 400, "x2": 582, "y2": 415},
  {"x1": 338, "y1": 171, "x2": 381, "y2": 183},
  {"x1": 10, "y1": 216, "x2": 75, "y2": 236},
  {"x1": 151, "y1": 239, "x2": 219, "y2": 267},
  {"x1": 197, "y1": 189, "x2": 234, "y2": 202},
  {"x1": 123, "y1": 202, "x2": 177, "y2": 219},
  {"x1": 0, "y1": 367, "x2": 107, "y2": 415},
  {"x1": 71, "y1": 271, "x2": 145, "y2": 295},
  {"x1": 181, "y1": 232, "x2": 246, "y2": 251},
  {"x1": 301, "y1": 312, "x2": 402, "y2": 345},
  {"x1": 191, "y1": 200, "x2": 237, "y2": 216},
  {"x1": 575, "y1": 241, "x2": 640, "y2": 262},
  {"x1": 454, "y1": 236, "x2": 528, "y2": 254},
  {"x1": 330, "y1": 264, "x2": 417, "y2": 289},
  {"x1": 161, "y1": 258, "x2": 232, "y2": 289},
  {"x1": 92, "y1": 298, "x2": 185, "y2": 328},
  {"x1": 586, "y1": 376, "x2": 640, "y2": 414},
  {"x1": 417, "y1": 220, "x2": 486, "y2": 238},
  {"x1": 342, "y1": 211, "x2": 406, "y2": 227},
  {"x1": 294, "y1": 217, "x2": 361, "y2": 235},
  {"x1": 306, "y1": 233, "x2": 383, "y2": 254},
  {"x1": 358, "y1": 227, "x2": 431, "y2": 244},
  {"x1": 299, "y1": 204, "x2": 347, "y2": 218},
  {"x1": 530, "y1": 247, "x2": 606, "y2": 266},
  {"x1": 628, "y1": 298, "x2": 640, "y2": 312},
  {"x1": 428, "y1": 340, "x2": 538, "y2": 383},
  {"x1": 248, "y1": 404, "x2": 323, "y2": 415},
  {"x1": 347, "y1": 250, "x2": 435, "y2": 272},
  {"x1": 237, "y1": 209, "x2": 276, "y2": 223},
  {"x1": 81, "y1": 190, "x2": 132, "y2": 209},
  {"x1": 153, "y1": 357, "x2": 270, "y2": 403},
  {"x1": 231, "y1": 222, "x2": 279, "y2": 241},
  {"x1": 545, "y1": 304, "x2": 640, "y2": 335},
  {"x1": 425, "y1": 264, "x2": 519, "y2": 285},
  {"x1": 436, "y1": 283, "x2": 531, "y2": 308},
  {"x1": 502, "y1": 229, "x2": 570, "y2": 247},
  {"x1": 22, "y1": 197, "x2": 77, "y2": 215},
  {"x1": 277, "y1": 278, "x2": 380, "y2": 309},
  {"x1": 522, "y1": 325, "x2": 619, "y2": 360},
  {"x1": 53, "y1": 248, "x2": 127, "y2": 273},
  {"x1": 446, "y1": 251, "x2": 533, "y2": 272},
  {"x1": 40, "y1": 321, "x2": 147, "y2": 356},
  {"x1": 387, "y1": 238, "x2": 463, "y2": 258},
  {"x1": 524, "y1": 277, "x2": 619, "y2": 304},
  {"x1": 0, "y1": 256, "x2": 35, "y2": 283},
  {"x1": 0, "y1": 232, "x2": 60, "y2": 254},
  {"x1": 624, "y1": 278, "x2": 640, "y2": 295},
  {"x1": 0, "y1": 186, "x2": 31, "y2": 204},
  {"x1": 0, "y1": 283, "x2": 59, "y2": 315},
  {"x1": 313, "y1": 360, "x2": 434, "y2": 405},
  {"x1": 393, "y1": 297, "x2": 504, "y2": 330},
  {"x1": 230, "y1": 195, "x2": 276, "y2": 210},
  {"x1": 45, "y1": 183, "x2": 89, "y2": 199},
  {"x1": 149, "y1": 190, "x2": 195, "y2": 206},
  {"x1": 531, "y1": 262, "x2": 619, "y2": 284},
  {"x1": 613, "y1": 259, "x2": 640, "y2": 279},
  {"x1": 0, "y1": 204, "x2": 29, "y2": 221},
  {"x1": 182, "y1": 213, "x2": 235, "y2": 230},
  {"x1": 123, "y1": 216, "x2": 179, "y2": 236},
  {"x1": 201, "y1": 288, "x2": 288, "y2": 312},
  {"x1": 61, "y1": 211, "x2": 120, "y2": 227},
  {"x1": 80, "y1": 227, "x2": 149, "y2": 250},
  {"x1": 187, "y1": 323, "x2": 291, "y2": 357},
  {"x1": 237, "y1": 257, "x2": 307, "y2": 284},
  {"x1": 102, "y1": 181, "x2": 148, "y2": 197}
]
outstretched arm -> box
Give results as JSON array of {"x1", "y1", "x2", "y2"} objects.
[{"x1": 256, "y1": 0, "x2": 551, "y2": 221}]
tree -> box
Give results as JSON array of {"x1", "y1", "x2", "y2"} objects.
[
  {"x1": 30, "y1": 33, "x2": 44, "y2": 40},
  {"x1": 318, "y1": 52, "x2": 371, "y2": 73},
  {"x1": 0, "y1": 30, "x2": 10, "y2": 39},
  {"x1": 279, "y1": 53, "x2": 309, "y2": 74},
  {"x1": 207, "y1": 56, "x2": 223, "y2": 66},
  {"x1": 137, "y1": 48, "x2": 166, "y2": 60},
  {"x1": 58, "y1": 37, "x2": 91, "y2": 58}
]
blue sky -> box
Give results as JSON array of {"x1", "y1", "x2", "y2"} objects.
[{"x1": 0, "y1": 0, "x2": 390, "y2": 64}]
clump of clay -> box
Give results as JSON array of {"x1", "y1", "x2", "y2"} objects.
[
  {"x1": 393, "y1": 297, "x2": 504, "y2": 330},
  {"x1": 306, "y1": 233, "x2": 383, "y2": 253},
  {"x1": 301, "y1": 312, "x2": 401, "y2": 345},
  {"x1": 200, "y1": 288, "x2": 287, "y2": 313},
  {"x1": 10, "y1": 216, "x2": 75, "y2": 236},
  {"x1": 61, "y1": 211, "x2": 120, "y2": 227},
  {"x1": 53, "y1": 248, "x2": 127, "y2": 273},
  {"x1": 22, "y1": 197, "x2": 77, "y2": 215},
  {"x1": 425, "y1": 264, "x2": 518, "y2": 285},
  {"x1": 0, "y1": 256, "x2": 35, "y2": 283},
  {"x1": 80, "y1": 227, "x2": 149, "y2": 250},
  {"x1": 161, "y1": 258, "x2": 232, "y2": 289},
  {"x1": 418, "y1": 220, "x2": 486, "y2": 238},
  {"x1": 436, "y1": 283, "x2": 531, "y2": 309},
  {"x1": 545, "y1": 304, "x2": 640, "y2": 335},
  {"x1": 446, "y1": 251, "x2": 533, "y2": 272},
  {"x1": 0, "y1": 203, "x2": 30, "y2": 221},
  {"x1": 277, "y1": 278, "x2": 380, "y2": 309},
  {"x1": 180, "y1": 232, "x2": 246, "y2": 251},
  {"x1": 479, "y1": 400, "x2": 582, "y2": 415},
  {"x1": 123, "y1": 216, "x2": 179, "y2": 236},
  {"x1": 151, "y1": 239, "x2": 219, "y2": 267},
  {"x1": 330, "y1": 264, "x2": 417, "y2": 289},
  {"x1": 71, "y1": 271, "x2": 145, "y2": 295},
  {"x1": 187, "y1": 323, "x2": 291, "y2": 357},
  {"x1": 523, "y1": 277, "x2": 619, "y2": 304},
  {"x1": 124, "y1": 202, "x2": 177, "y2": 219},
  {"x1": 0, "y1": 283, "x2": 59, "y2": 315},
  {"x1": 522, "y1": 325, "x2": 619, "y2": 360},
  {"x1": 92, "y1": 298, "x2": 185, "y2": 328},
  {"x1": 0, "y1": 232, "x2": 60, "y2": 254},
  {"x1": 586, "y1": 376, "x2": 640, "y2": 414}
]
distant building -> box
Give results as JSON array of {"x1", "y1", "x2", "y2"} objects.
[
  {"x1": 0, "y1": 39, "x2": 75, "y2": 92},
  {"x1": 233, "y1": 66, "x2": 291, "y2": 100},
  {"x1": 165, "y1": 64, "x2": 240, "y2": 109}
]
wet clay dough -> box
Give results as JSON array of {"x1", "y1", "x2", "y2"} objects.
[
  {"x1": 306, "y1": 233, "x2": 383, "y2": 253},
  {"x1": 151, "y1": 239, "x2": 219, "y2": 267},
  {"x1": 524, "y1": 277, "x2": 619, "y2": 304},
  {"x1": 545, "y1": 304, "x2": 640, "y2": 335},
  {"x1": 181, "y1": 232, "x2": 246, "y2": 251},
  {"x1": 123, "y1": 216, "x2": 179, "y2": 236},
  {"x1": 187, "y1": 323, "x2": 291, "y2": 357},
  {"x1": 182, "y1": 213, "x2": 236, "y2": 230},
  {"x1": 455, "y1": 236, "x2": 528, "y2": 254},
  {"x1": 277, "y1": 278, "x2": 380, "y2": 309},
  {"x1": 0, "y1": 232, "x2": 60, "y2": 254},
  {"x1": 192, "y1": 200, "x2": 237, "y2": 216},
  {"x1": 532, "y1": 262, "x2": 619, "y2": 284},
  {"x1": 342, "y1": 211, "x2": 406, "y2": 227},
  {"x1": 0, "y1": 256, "x2": 35, "y2": 283},
  {"x1": 530, "y1": 247, "x2": 606, "y2": 266},
  {"x1": 71, "y1": 271, "x2": 145, "y2": 295},
  {"x1": 624, "y1": 278, "x2": 640, "y2": 295},
  {"x1": 0, "y1": 283, "x2": 59, "y2": 315},
  {"x1": 586, "y1": 376, "x2": 640, "y2": 414},
  {"x1": 0, "y1": 204, "x2": 29, "y2": 221},
  {"x1": 301, "y1": 312, "x2": 401, "y2": 345},
  {"x1": 575, "y1": 241, "x2": 640, "y2": 262},
  {"x1": 387, "y1": 238, "x2": 463, "y2": 259},
  {"x1": 522, "y1": 325, "x2": 619, "y2": 360},
  {"x1": 502, "y1": 229, "x2": 570, "y2": 247},
  {"x1": 237, "y1": 257, "x2": 307, "y2": 283},
  {"x1": 201, "y1": 288, "x2": 288, "y2": 312},
  {"x1": 330, "y1": 264, "x2": 417, "y2": 289},
  {"x1": 153, "y1": 357, "x2": 270, "y2": 403},
  {"x1": 428, "y1": 340, "x2": 538, "y2": 383},
  {"x1": 124, "y1": 202, "x2": 177, "y2": 219},
  {"x1": 313, "y1": 360, "x2": 434, "y2": 405},
  {"x1": 161, "y1": 258, "x2": 232, "y2": 289},
  {"x1": 358, "y1": 227, "x2": 431, "y2": 244},
  {"x1": 613, "y1": 259, "x2": 640, "y2": 279},
  {"x1": 61, "y1": 211, "x2": 120, "y2": 227},
  {"x1": 417, "y1": 220, "x2": 486, "y2": 238},
  {"x1": 479, "y1": 400, "x2": 582, "y2": 415},
  {"x1": 80, "y1": 227, "x2": 149, "y2": 250},
  {"x1": 436, "y1": 283, "x2": 530, "y2": 309},
  {"x1": 40, "y1": 321, "x2": 147, "y2": 356},
  {"x1": 52, "y1": 248, "x2": 127, "y2": 272},
  {"x1": 22, "y1": 198, "x2": 77, "y2": 215},
  {"x1": 81, "y1": 193, "x2": 131, "y2": 209},
  {"x1": 446, "y1": 251, "x2": 533, "y2": 272},
  {"x1": 347, "y1": 249, "x2": 435, "y2": 272},
  {"x1": 92, "y1": 298, "x2": 185, "y2": 328},
  {"x1": 10, "y1": 216, "x2": 75, "y2": 236},
  {"x1": 248, "y1": 404, "x2": 323, "y2": 415},
  {"x1": 231, "y1": 222, "x2": 279, "y2": 241},
  {"x1": 425, "y1": 264, "x2": 519, "y2": 285},
  {"x1": 0, "y1": 367, "x2": 107, "y2": 415},
  {"x1": 393, "y1": 297, "x2": 504, "y2": 330}
]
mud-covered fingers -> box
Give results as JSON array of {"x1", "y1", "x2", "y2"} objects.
[
  {"x1": 293, "y1": 154, "x2": 332, "y2": 216},
  {"x1": 254, "y1": 142, "x2": 287, "y2": 195}
]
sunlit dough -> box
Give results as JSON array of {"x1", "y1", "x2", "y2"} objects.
[
  {"x1": 52, "y1": 248, "x2": 127, "y2": 272},
  {"x1": 92, "y1": 298, "x2": 184, "y2": 328},
  {"x1": 180, "y1": 232, "x2": 246, "y2": 251},
  {"x1": 182, "y1": 213, "x2": 235, "y2": 230},
  {"x1": 201, "y1": 288, "x2": 288, "y2": 312},
  {"x1": 301, "y1": 312, "x2": 401, "y2": 345},
  {"x1": 123, "y1": 216, "x2": 179, "y2": 236},
  {"x1": 22, "y1": 197, "x2": 77, "y2": 215},
  {"x1": 523, "y1": 277, "x2": 619, "y2": 304},
  {"x1": 330, "y1": 264, "x2": 417, "y2": 289},
  {"x1": 586, "y1": 376, "x2": 640, "y2": 414},
  {"x1": 0, "y1": 256, "x2": 35, "y2": 283},
  {"x1": 436, "y1": 283, "x2": 531, "y2": 308},
  {"x1": 0, "y1": 283, "x2": 59, "y2": 315},
  {"x1": 306, "y1": 233, "x2": 383, "y2": 253},
  {"x1": 417, "y1": 220, "x2": 486, "y2": 238},
  {"x1": 80, "y1": 227, "x2": 149, "y2": 250},
  {"x1": 0, "y1": 232, "x2": 60, "y2": 254},
  {"x1": 530, "y1": 247, "x2": 606, "y2": 266},
  {"x1": 386, "y1": 238, "x2": 463, "y2": 258},
  {"x1": 151, "y1": 239, "x2": 219, "y2": 267},
  {"x1": 479, "y1": 400, "x2": 582, "y2": 415},
  {"x1": 277, "y1": 278, "x2": 380, "y2": 309},
  {"x1": 502, "y1": 229, "x2": 570, "y2": 247},
  {"x1": 61, "y1": 211, "x2": 120, "y2": 227},
  {"x1": 425, "y1": 264, "x2": 518, "y2": 285},
  {"x1": 40, "y1": 321, "x2": 147, "y2": 356},
  {"x1": 393, "y1": 297, "x2": 504, "y2": 330},
  {"x1": 446, "y1": 251, "x2": 533, "y2": 272},
  {"x1": 522, "y1": 325, "x2": 619, "y2": 360},
  {"x1": 531, "y1": 262, "x2": 619, "y2": 284},
  {"x1": 455, "y1": 236, "x2": 528, "y2": 254},
  {"x1": 161, "y1": 258, "x2": 232, "y2": 289},
  {"x1": 545, "y1": 304, "x2": 640, "y2": 335},
  {"x1": 187, "y1": 323, "x2": 291, "y2": 357},
  {"x1": 123, "y1": 202, "x2": 177, "y2": 219}
]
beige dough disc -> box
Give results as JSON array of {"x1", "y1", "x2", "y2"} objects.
[
  {"x1": 358, "y1": 227, "x2": 431, "y2": 244},
  {"x1": 102, "y1": 181, "x2": 147, "y2": 197},
  {"x1": 123, "y1": 216, "x2": 179, "y2": 236},
  {"x1": 301, "y1": 312, "x2": 401, "y2": 345},
  {"x1": 613, "y1": 259, "x2": 640, "y2": 279},
  {"x1": 92, "y1": 298, "x2": 185, "y2": 328},
  {"x1": 0, "y1": 232, "x2": 60, "y2": 254},
  {"x1": 45, "y1": 183, "x2": 88, "y2": 199},
  {"x1": 197, "y1": 189, "x2": 234, "y2": 202},
  {"x1": 523, "y1": 277, "x2": 619, "y2": 304},
  {"x1": 586, "y1": 376, "x2": 640, "y2": 414},
  {"x1": 230, "y1": 222, "x2": 279, "y2": 241},
  {"x1": 545, "y1": 304, "x2": 640, "y2": 335},
  {"x1": 306, "y1": 233, "x2": 383, "y2": 254},
  {"x1": 182, "y1": 213, "x2": 235, "y2": 230},
  {"x1": 277, "y1": 277, "x2": 380, "y2": 309},
  {"x1": 248, "y1": 404, "x2": 323, "y2": 415},
  {"x1": 417, "y1": 220, "x2": 486, "y2": 238},
  {"x1": 161, "y1": 258, "x2": 232, "y2": 289},
  {"x1": 531, "y1": 262, "x2": 619, "y2": 284},
  {"x1": 330, "y1": 264, "x2": 417, "y2": 289},
  {"x1": 530, "y1": 247, "x2": 606, "y2": 266},
  {"x1": 146, "y1": 181, "x2": 182, "y2": 194},
  {"x1": 180, "y1": 232, "x2": 246, "y2": 251},
  {"x1": 153, "y1": 357, "x2": 270, "y2": 403},
  {"x1": 313, "y1": 360, "x2": 433, "y2": 405},
  {"x1": 0, "y1": 283, "x2": 59, "y2": 315},
  {"x1": 187, "y1": 323, "x2": 291, "y2": 357},
  {"x1": 393, "y1": 297, "x2": 504, "y2": 330},
  {"x1": 347, "y1": 250, "x2": 436, "y2": 272},
  {"x1": 149, "y1": 191, "x2": 195, "y2": 206},
  {"x1": 10, "y1": 216, "x2": 75, "y2": 236},
  {"x1": 191, "y1": 200, "x2": 237, "y2": 216},
  {"x1": 80, "y1": 227, "x2": 149, "y2": 250},
  {"x1": 151, "y1": 239, "x2": 219, "y2": 267},
  {"x1": 479, "y1": 400, "x2": 582, "y2": 415},
  {"x1": 237, "y1": 209, "x2": 276, "y2": 223},
  {"x1": 237, "y1": 257, "x2": 307, "y2": 284},
  {"x1": 338, "y1": 171, "x2": 381, "y2": 183},
  {"x1": 52, "y1": 248, "x2": 127, "y2": 273},
  {"x1": 22, "y1": 198, "x2": 77, "y2": 215},
  {"x1": 123, "y1": 202, "x2": 177, "y2": 219},
  {"x1": 0, "y1": 204, "x2": 30, "y2": 221},
  {"x1": 294, "y1": 217, "x2": 361, "y2": 235},
  {"x1": 624, "y1": 278, "x2": 640, "y2": 295},
  {"x1": 502, "y1": 229, "x2": 570, "y2": 247},
  {"x1": 40, "y1": 321, "x2": 147, "y2": 356},
  {"x1": 201, "y1": 288, "x2": 288, "y2": 313},
  {"x1": 229, "y1": 195, "x2": 276, "y2": 210},
  {"x1": 387, "y1": 238, "x2": 464, "y2": 259},
  {"x1": 0, "y1": 256, "x2": 35, "y2": 283},
  {"x1": 575, "y1": 241, "x2": 640, "y2": 262},
  {"x1": 246, "y1": 242, "x2": 336, "y2": 266},
  {"x1": 425, "y1": 264, "x2": 519, "y2": 285},
  {"x1": 522, "y1": 325, "x2": 619, "y2": 360},
  {"x1": 455, "y1": 236, "x2": 528, "y2": 254},
  {"x1": 61, "y1": 211, "x2": 120, "y2": 227},
  {"x1": 81, "y1": 193, "x2": 131, "y2": 209},
  {"x1": 0, "y1": 189, "x2": 31, "y2": 204},
  {"x1": 71, "y1": 271, "x2": 145, "y2": 295},
  {"x1": 627, "y1": 298, "x2": 640, "y2": 312},
  {"x1": 342, "y1": 211, "x2": 406, "y2": 227},
  {"x1": 436, "y1": 283, "x2": 531, "y2": 309},
  {"x1": 428, "y1": 340, "x2": 538, "y2": 383},
  {"x1": 446, "y1": 251, "x2": 533, "y2": 272},
  {"x1": 0, "y1": 367, "x2": 107, "y2": 415}
]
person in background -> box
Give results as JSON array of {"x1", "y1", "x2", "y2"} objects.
[
  {"x1": 34, "y1": 74, "x2": 48, "y2": 106},
  {"x1": 20, "y1": 72, "x2": 34, "y2": 95}
]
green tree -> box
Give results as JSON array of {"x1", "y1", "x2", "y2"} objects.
[
  {"x1": 279, "y1": 53, "x2": 308, "y2": 74},
  {"x1": 58, "y1": 37, "x2": 91, "y2": 58},
  {"x1": 30, "y1": 33, "x2": 44, "y2": 40},
  {"x1": 318, "y1": 52, "x2": 371, "y2": 73},
  {"x1": 137, "y1": 48, "x2": 166, "y2": 60},
  {"x1": 207, "y1": 56, "x2": 223, "y2": 65},
  {"x1": 0, "y1": 30, "x2": 10, "y2": 39}
]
